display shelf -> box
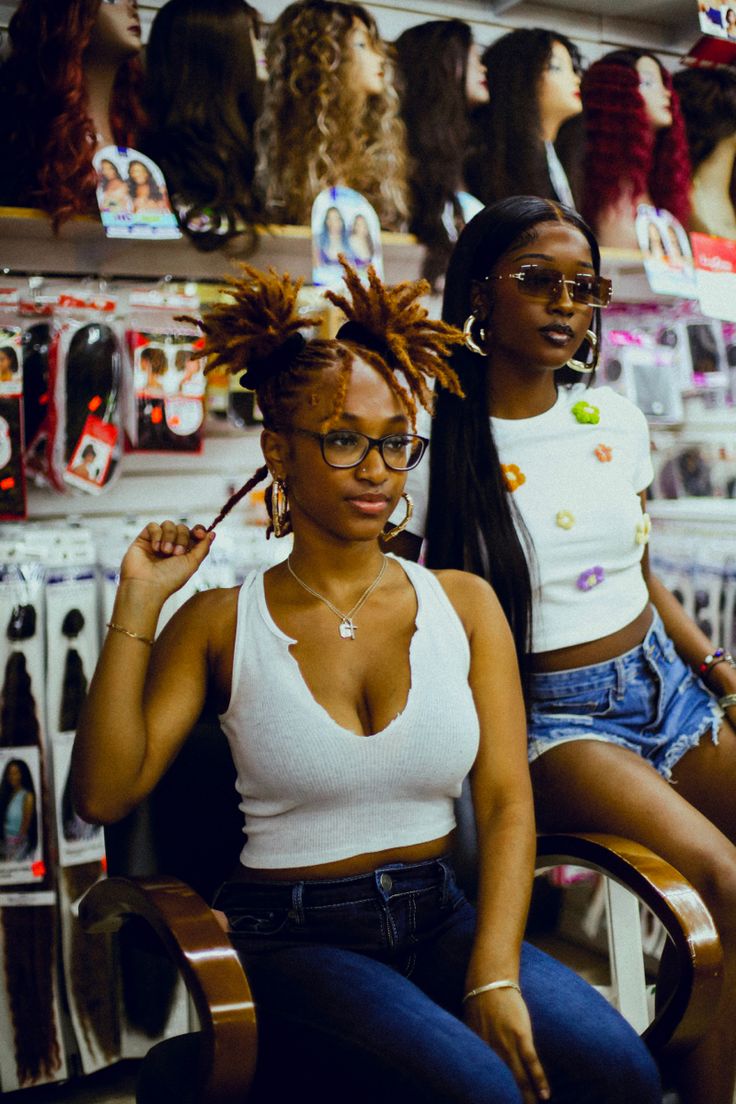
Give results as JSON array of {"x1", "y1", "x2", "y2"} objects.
[
  {"x1": 649, "y1": 497, "x2": 736, "y2": 526},
  {"x1": 1, "y1": 207, "x2": 681, "y2": 304},
  {"x1": 0, "y1": 207, "x2": 425, "y2": 284}
]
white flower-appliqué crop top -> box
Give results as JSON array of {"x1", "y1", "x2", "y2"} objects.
[
  {"x1": 401, "y1": 385, "x2": 654, "y2": 653},
  {"x1": 218, "y1": 555, "x2": 480, "y2": 869}
]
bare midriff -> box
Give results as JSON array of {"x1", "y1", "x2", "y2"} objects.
[
  {"x1": 231, "y1": 833, "x2": 454, "y2": 883},
  {"x1": 531, "y1": 603, "x2": 654, "y2": 673}
]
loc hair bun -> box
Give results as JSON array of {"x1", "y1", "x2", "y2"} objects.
[{"x1": 189, "y1": 264, "x2": 326, "y2": 382}]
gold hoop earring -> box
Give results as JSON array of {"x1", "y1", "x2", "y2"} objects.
[
  {"x1": 566, "y1": 329, "x2": 599, "y2": 375},
  {"x1": 383, "y1": 493, "x2": 414, "y2": 542},
  {"x1": 272, "y1": 479, "x2": 289, "y2": 538},
  {"x1": 462, "y1": 314, "x2": 486, "y2": 356}
]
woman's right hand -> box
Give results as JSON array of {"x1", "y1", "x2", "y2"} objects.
[{"x1": 119, "y1": 521, "x2": 215, "y2": 600}]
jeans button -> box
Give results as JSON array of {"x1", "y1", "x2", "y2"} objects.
[{"x1": 379, "y1": 873, "x2": 393, "y2": 892}]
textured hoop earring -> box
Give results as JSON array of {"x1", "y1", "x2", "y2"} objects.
[
  {"x1": 566, "y1": 329, "x2": 599, "y2": 374},
  {"x1": 272, "y1": 479, "x2": 289, "y2": 538},
  {"x1": 383, "y1": 493, "x2": 414, "y2": 542},
  {"x1": 462, "y1": 314, "x2": 486, "y2": 356}
]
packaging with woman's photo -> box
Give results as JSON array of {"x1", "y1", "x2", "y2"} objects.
[
  {"x1": 0, "y1": 748, "x2": 44, "y2": 886},
  {"x1": 126, "y1": 292, "x2": 206, "y2": 452},
  {"x1": 311, "y1": 186, "x2": 383, "y2": 289},
  {"x1": 0, "y1": 296, "x2": 28, "y2": 520},
  {"x1": 93, "y1": 145, "x2": 181, "y2": 240},
  {"x1": 635, "y1": 204, "x2": 696, "y2": 298}
]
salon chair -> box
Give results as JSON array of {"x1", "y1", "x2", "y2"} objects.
[{"x1": 80, "y1": 704, "x2": 723, "y2": 1104}]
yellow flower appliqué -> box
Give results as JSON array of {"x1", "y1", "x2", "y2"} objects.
[
  {"x1": 635, "y1": 512, "x2": 651, "y2": 546},
  {"x1": 571, "y1": 400, "x2": 600, "y2": 425},
  {"x1": 556, "y1": 510, "x2": 575, "y2": 530},
  {"x1": 502, "y1": 464, "x2": 526, "y2": 492},
  {"x1": 595, "y1": 443, "x2": 613, "y2": 462}
]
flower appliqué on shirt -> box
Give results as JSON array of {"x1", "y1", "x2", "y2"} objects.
[
  {"x1": 594, "y1": 443, "x2": 613, "y2": 462},
  {"x1": 571, "y1": 400, "x2": 600, "y2": 425},
  {"x1": 502, "y1": 463, "x2": 526, "y2": 492},
  {"x1": 635, "y1": 512, "x2": 651, "y2": 546},
  {"x1": 556, "y1": 510, "x2": 575, "y2": 530},
  {"x1": 576, "y1": 566, "x2": 605, "y2": 592}
]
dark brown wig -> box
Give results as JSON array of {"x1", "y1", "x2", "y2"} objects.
[
  {"x1": 466, "y1": 28, "x2": 582, "y2": 208},
  {"x1": 142, "y1": 0, "x2": 262, "y2": 252},
  {"x1": 395, "y1": 20, "x2": 476, "y2": 288}
]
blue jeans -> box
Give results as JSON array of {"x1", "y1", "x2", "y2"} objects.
[{"x1": 213, "y1": 857, "x2": 661, "y2": 1104}]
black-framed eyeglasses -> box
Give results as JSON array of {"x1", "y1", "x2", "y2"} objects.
[
  {"x1": 292, "y1": 428, "x2": 428, "y2": 471},
  {"x1": 487, "y1": 264, "x2": 613, "y2": 308}
]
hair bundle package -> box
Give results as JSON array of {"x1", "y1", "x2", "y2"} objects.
[{"x1": 0, "y1": 559, "x2": 65, "y2": 1089}]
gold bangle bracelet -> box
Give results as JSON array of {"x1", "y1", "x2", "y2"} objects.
[
  {"x1": 106, "y1": 621, "x2": 155, "y2": 647},
  {"x1": 462, "y1": 979, "x2": 521, "y2": 1003}
]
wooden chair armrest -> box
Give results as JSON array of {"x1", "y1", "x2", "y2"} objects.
[
  {"x1": 536, "y1": 832, "x2": 723, "y2": 1053},
  {"x1": 79, "y1": 874, "x2": 257, "y2": 1104}
]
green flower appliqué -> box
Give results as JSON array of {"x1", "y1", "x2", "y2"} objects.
[{"x1": 571, "y1": 400, "x2": 600, "y2": 425}]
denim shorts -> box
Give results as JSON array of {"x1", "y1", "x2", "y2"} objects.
[{"x1": 528, "y1": 610, "x2": 722, "y2": 780}]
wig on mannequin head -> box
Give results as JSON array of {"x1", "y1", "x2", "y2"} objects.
[
  {"x1": 0, "y1": 0, "x2": 145, "y2": 229},
  {"x1": 143, "y1": 0, "x2": 262, "y2": 251},
  {"x1": 466, "y1": 28, "x2": 582, "y2": 208},
  {"x1": 429, "y1": 196, "x2": 603, "y2": 694},
  {"x1": 395, "y1": 19, "x2": 476, "y2": 286},
  {"x1": 256, "y1": 0, "x2": 409, "y2": 228},
  {"x1": 673, "y1": 66, "x2": 736, "y2": 197},
  {"x1": 581, "y1": 49, "x2": 690, "y2": 232}
]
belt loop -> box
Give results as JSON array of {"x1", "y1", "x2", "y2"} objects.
[
  {"x1": 437, "y1": 858, "x2": 452, "y2": 906},
  {"x1": 290, "y1": 882, "x2": 305, "y2": 923},
  {"x1": 615, "y1": 657, "x2": 625, "y2": 697}
]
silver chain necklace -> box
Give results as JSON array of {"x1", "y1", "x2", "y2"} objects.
[{"x1": 287, "y1": 555, "x2": 388, "y2": 639}]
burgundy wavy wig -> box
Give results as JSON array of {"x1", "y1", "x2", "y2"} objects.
[
  {"x1": 0, "y1": 0, "x2": 146, "y2": 229},
  {"x1": 581, "y1": 50, "x2": 691, "y2": 231}
]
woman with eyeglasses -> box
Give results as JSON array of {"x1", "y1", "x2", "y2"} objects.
[
  {"x1": 391, "y1": 194, "x2": 736, "y2": 1104},
  {"x1": 72, "y1": 260, "x2": 658, "y2": 1104}
]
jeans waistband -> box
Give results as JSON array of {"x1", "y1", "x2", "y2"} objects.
[
  {"x1": 220, "y1": 855, "x2": 455, "y2": 909},
  {"x1": 530, "y1": 607, "x2": 668, "y2": 692}
]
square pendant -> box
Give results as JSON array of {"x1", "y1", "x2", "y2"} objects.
[{"x1": 339, "y1": 619, "x2": 356, "y2": 639}]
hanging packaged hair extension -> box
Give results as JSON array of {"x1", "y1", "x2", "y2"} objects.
[
  {"x1": 0, "y1": 290, "x2": 28, "y2": 520},
  {"x1": 20, "y1": 290, "x2": 56, "y2": 488},
  {"x1": 0, "y1": 545, "x2": 65, "y2": 1089},
  {"x1": 46, "y1": 292, "x2": 130, "y2": 494},
  {"x1": 126, "y1": 288, "x2": 207, "y2": 453}
]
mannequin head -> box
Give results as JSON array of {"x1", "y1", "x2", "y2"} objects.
[
  {"x1": 673, "y1": 67, "x2": 736, "y2": 172},
  {"x1": 256, "y1": 0, "x2": 408, "y2": 228},
  {"x1": 143, "y1": 0, "x2": 261, "y2": 250},
  {"x1": 581, "y1": 49, "x2": 690, "y2": 233},
  {"x1": 0, "y1": 0, "x2": 145, "y2": 227},
  {"x1": 87, "y1": 0, "x2": 142, "y2": 64},
  {"x1": 395, "y1": 20, "x2": 487, "y2": 285},
  {"x1": 467, "y1": 29, "x2": 582, "y2": 208}
]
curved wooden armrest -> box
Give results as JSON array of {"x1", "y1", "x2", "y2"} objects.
[
  {"x1": 79, "y1": 875, "x2": 257, "y2": 1104},
  {"x1": 536, "y1": 832, "x2": 723, "y2": 1054}
]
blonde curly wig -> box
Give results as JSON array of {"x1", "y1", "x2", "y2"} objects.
[{"x1": 256, "y1": 0, "x2": 409, "y2": 230}]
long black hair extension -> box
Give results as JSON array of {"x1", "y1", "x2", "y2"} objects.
[{"x1": 427, "y1": 196, "x2": 603, "y2": 691}]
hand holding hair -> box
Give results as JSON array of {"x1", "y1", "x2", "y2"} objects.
[{"x1": 117, "y1": 520, "x2": 215, "y2": 603}]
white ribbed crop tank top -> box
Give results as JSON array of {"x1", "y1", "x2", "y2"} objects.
[{"x1": 219, "y1": 555, "x2": 480, "y2": 869}]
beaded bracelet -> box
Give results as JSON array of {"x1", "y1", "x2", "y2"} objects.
[
  {"x1": 699, "y1": 649, "x2": 735, "y2": 676},
  {"x1": 462, "y1": 979, "x2": 522, "y2": 1004},
  {"x1": 106, "y1": 621, "x2": 155, "y2": 647}
]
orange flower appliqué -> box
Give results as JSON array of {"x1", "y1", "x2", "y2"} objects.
[
  {"x1": 502, "y1": 464, "x2": 526, "y2": 492},
  {"x1": 595, "y1": 444, "x2": 613, "y2": 463}
]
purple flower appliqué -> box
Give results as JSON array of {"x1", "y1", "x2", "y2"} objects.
[{"x1": 576, "y1": 566, "x2": 605, "y2": 592}]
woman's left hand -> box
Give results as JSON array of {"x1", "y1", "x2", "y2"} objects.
[{"x1": 464, "y1": 988, "x2": 550, "y2": 1103}]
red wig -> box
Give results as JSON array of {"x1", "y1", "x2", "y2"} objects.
[
  {"x1": 581, "y1": 50, "x2": 691, "y2": 231},
  {"x1": 0, "y1": 0, "x2": 146, "y2": 229}
]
